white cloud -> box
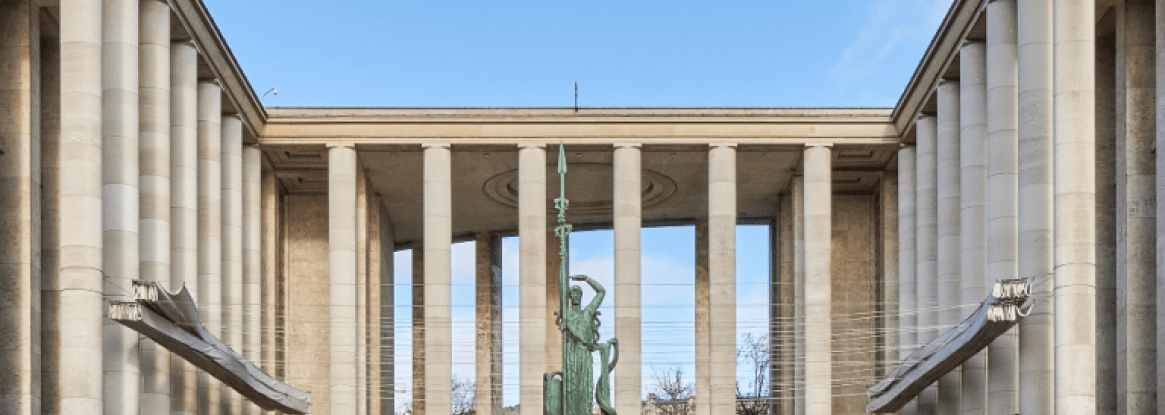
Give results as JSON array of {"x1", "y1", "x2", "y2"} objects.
[{"x1": 830, "y1": 0, "x2": 952, "y2": 103}]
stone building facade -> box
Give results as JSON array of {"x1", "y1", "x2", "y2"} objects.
[{"x1": 0, "y1": 0, "x2": 1157, "y2": 415}]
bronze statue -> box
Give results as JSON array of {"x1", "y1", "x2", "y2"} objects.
[{"x1": 544, "y1": 143, "x2": 619, "y2": 415}]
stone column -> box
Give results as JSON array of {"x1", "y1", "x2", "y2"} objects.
[
  {"x1": 197, "y1": 80, "x2": 223, "y2": 415},
  {"x1": 985, "y1": 2, "x2": 1020, "y2": 414},
  {"x1": 103, "y1": 0, "x2": 141, "y2": 414},
  {"x1": 802, "y1": 145, "x2": 831, "y2": 415},
  {"x1": 40, "y1": 16, "x2": 61, "y2": 415},
  {"x1": 0, "y1": 1, "x2": 40, "y2": 414},
  {"x1": 769, "y1": 215, "x2": 784, "y2": 415},
  {"x1": 789, "y1": 177, "x2": 804, "y2": 415},
  {"x1": 897, "y1": 146, "x2": 918, "y2": 415},
  {"x1": 221, "y1": 115, "x2": 244, "y2": 415},
  {"x1": 1053, "y1": 0, "x2": 1097, "y2": 412},
  {"x1": 138, "y1": 1, "x2": 170, "y2": 414},
  {"x1": 1115, "y1": 1, "x2": 1157, "y2": 412},
  {"x1": 242, "y1": 145, "x2": 262, "y2": 415},
  {"x1": 613, "y1": 143, "x2": 642, "y2": 415},
  {"x1": 1156, "y1": 1, "x2": 1165, "y2": 412},
  {"x1": 423, "y1": 143, "x2": 453, "y2": 415},
  {"x1": 936, "y1": 78, "x2": 962, "y2": 414},
  {"x1": 694, "y1": 218, "x2": 711, "y2": 415},
  {"x1": 959, "y1": 41, "x2": 988, "y2": 415},
  {"x1": 378, "y1": 202, "x2": 395, "y2": 415},
  {"x1": 708, "y1": 144, "x2": 737, "y2": 415},
  {"x1": 58, "y1": 1, "x2": 104, "y2": 414},
  {"x1": 330, "y1": 144, "x2": 359, "y2": 415},
  {"x1": 356, "y1": 163, "x2": 369, "y2": 415},
  {"x1": 1016, "y1": 0, "x2": 1054, "y2": 413},
  {"x1": 170, "y1": 39, "x2": 199, "y2": 415},
  {"x1": 476, "y1": 232, "x2": 503, "y2": 415},
  {"x1": 518, "y1": 144, "x2": 546, "y2": 415},
  {"x1": 367, "y1": 194, "x2": 382, "y2": 415},
  {"x1": 914, "y1": 115, "x2": 939, "y2": 415},
  {"x1": 545, "y1": 227, "x2": 561, "y2": 374},
  {"x1": 260, "y1": 157, "x2": 279, "y2": 415},
  {"x1": 881, "y1": 172, "x2": 899, "y2": 379},
  {"x1": 776, "y1": 184, "x2": 797, "y2": 415},
  {"x1": 411, "y1": 243, "x2": 424, "y2": 415},
  {"x1": 1095, "y1": 28, "x2": 1117, "y2": 415}
]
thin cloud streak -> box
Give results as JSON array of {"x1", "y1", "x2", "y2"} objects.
[{"x1": 829, "y1": 0, "x2": 951, "y2": 106}]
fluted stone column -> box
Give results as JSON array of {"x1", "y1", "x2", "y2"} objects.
[
  {"x1": 102, "y1": 0, "x2": 141, "y2": 414},
  {"x1": 330, "y1": 144, "x2": 359, "y2": 415},
  {"x1": 197, "y1": 80, "x2": 223, "y2": 415},
  {"x1": 1053, "y1": 0, "x2": 1097, "y2": 412},
  {"x1": 170, "y1": 39, "x2": 200, "y2": 415},
  {"x1": 915, "y1": 115, "x2": 939, "y2": 415},
  {"x1": 802, "y1": 145, "x2": 831, "y2": 415},
  {"x1": 476, "y1": 232, "x2": 503, "y2": 415},
  {"x1": 58, "y1": 1, "x2": 104, "y2": 413},
  {"x1": 423, "y1": 143, "x2": 453, "y2": 415},
  {"x1": 0, "y1": 1, "x2": 40, "y2": 413},
  {"x1": 242, "y1": 145, "x2": 262, "y2": 415},
  {"x1": 518, "y1": 144, "x2": 547, "y2": 415},
  {"x1": 613, "y1": 143, "x2": 642, "y2": 415},
  {"x1": 985, "y1": 2, "x2": 1020, "y2": 414},
  {"x1": 694, "y1": 218, "x2": 711, "y2": 415},
  {"x1": 959, "y1": 41, "x2": 988, "y2": 415},
  {"x1": 1016, "y1": 0, "x2": 1054, "y2": 413},
  {"x1": 221, "y1": 115, "x2": 244, "y2": 415},
  {"x1": 708, "y1": 144, "x2": 737, "y2": 415},
  {"x1": 897, "y1": 146, "x2": 917, "y2": 415},
  {"x1": 1095, "y1": 28, "x2": 1117, "y2": 415},
  {"x1": 39, "y1": 17, "x2": 61, "y2": 415},
  {"x1": 1115, "y1": 2, "x2": 1157, "y2": 412},
  {"x1": 138, "y1": 2, "x2": 171, "y2": 413},
  {"x1": 936, "y1": 78, "x2": 962, "y2": 414}
]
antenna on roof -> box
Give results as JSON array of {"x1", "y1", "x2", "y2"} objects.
[
  {"x1": 574, "y1": 82, "x2": 578, "y2": 113},
  {"x1": 261, "y1": 87, "x2": 278, "y2": 106}
]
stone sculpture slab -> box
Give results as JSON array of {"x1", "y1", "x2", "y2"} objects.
[
  {"x1": 867, "y1": 279, "x2": 1032, "y2": 413},
  {"x1": 110, "y1": 280, "x2": 312, "y2": 414}
]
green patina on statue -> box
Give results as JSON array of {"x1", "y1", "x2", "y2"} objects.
[{"x1": 543, "y1": 143, "x2": 619, "y2": 415}]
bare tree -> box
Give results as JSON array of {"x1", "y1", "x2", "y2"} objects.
[
  {"x1": 651, "y1": 365, "x2": 694, "y2": 401},
  {"x1": 736, "y1": 333, "x2": 769, "y2": 415},
  {"x1": 452, "y1": 374, "x2": 477, "y2": 415},
  {"x1": 650, "y1": 365, "x2": 694, "y2": 415}
]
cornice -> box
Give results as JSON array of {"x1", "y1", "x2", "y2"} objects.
[
  {"x1": 171, "y1": 0, "x2": 266, "y2": 143},
  {"x1": 890, "y1": 0, "x2": 986, "y2": 139}
]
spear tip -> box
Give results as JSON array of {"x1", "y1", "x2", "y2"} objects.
[{"x1": 557, "y1": 142, "x2": 566, "y2": 174}]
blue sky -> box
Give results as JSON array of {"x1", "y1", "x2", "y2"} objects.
[
  {"x1": 204, "y1": 0, "x2": 951, "y2": 108},
  {"x1": 198, "y1": 0, "x2": 953, "y2": 411}
]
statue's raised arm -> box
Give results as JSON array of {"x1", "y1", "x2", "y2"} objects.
[{"x1": 572, "y1": 275, "x2": 605, "y2": 315}]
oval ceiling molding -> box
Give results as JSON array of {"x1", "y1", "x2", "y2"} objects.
[{"x1": 482, "y1": 163, "x2": 677, "y2": 215}]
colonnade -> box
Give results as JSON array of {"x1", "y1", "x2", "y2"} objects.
[
  {"x1": 892, "y1": 0, "x2": 1165, "y2": 413},
  {"x1": 350, "y1": 142, "x2": 839, "y2": 415},
  {"x1": 0, "y1": 1, "x2": 279, "y2": 415}
]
